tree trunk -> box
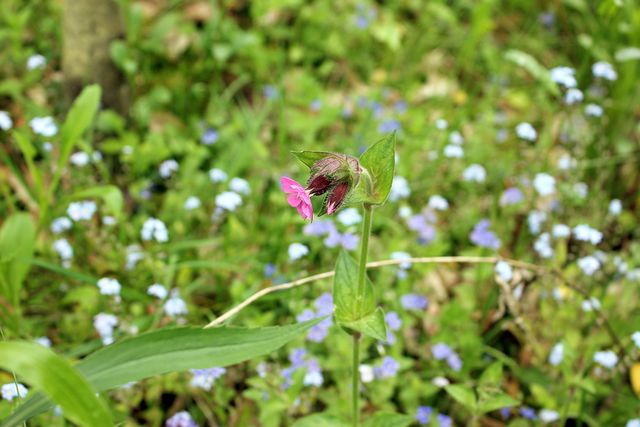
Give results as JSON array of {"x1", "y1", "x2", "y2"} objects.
[{"x1": 62, "y1": 0, "x2": 127, "y2": 113}]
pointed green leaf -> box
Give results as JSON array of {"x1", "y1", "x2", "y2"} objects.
[
  {"x1": 479, "y1": 361, "x2": 503, "y2": 386},
  {"x1": 341, "y1": 307, "x2": 387, "y2": 342},
  {"x1": 333, "y1": 251, "x2": 375, "y2": 324},
  {"x1": 291, "y1": 150, "x2": 334, "y2": 169},
  {"x1": 477, "y1": 392, "x2": 520, "y2": 414},
  {"x1": 445, "y1": 384, "x2": 477, "y2": 411},
  {"x1": 292, "y1": 413, "x2": 349, "y2": 427},
  {"x1": 1, "y1": 320, "x2": 322, "y2": 426},
  {"x1": 504, "y1": 50, "x2": 560, "y2": 96},
  {"x1": 0, "y1": 213, "x2": 36, "y2": 308},
  {"x1": 0, "y1": 342, "x2": 111, "y2": 427},
  {"x1": 358, "y1": 133, "x2": 396, "y2": 205},
  {"x1": 51, "y1": 84, "x2": 101, "y2": 195},
  {"x1": 362, "y1": 412, "x2": 413, "y2": 427}
]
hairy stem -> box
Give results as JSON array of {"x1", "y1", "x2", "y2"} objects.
[{"x1": 352, "y1": 204, "x2": 373, "y2": 427}]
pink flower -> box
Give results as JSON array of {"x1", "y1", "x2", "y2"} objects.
[{"x1": 281, "y1": 176, "x2": 313, "y2": 221}]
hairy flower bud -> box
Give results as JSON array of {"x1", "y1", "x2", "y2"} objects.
[
  {"x1": 326, "y1": 181, "x2": 349, "y2": 215},
  {"x1": 306, "y1": 175, "x2": 333, "y2": 196}
]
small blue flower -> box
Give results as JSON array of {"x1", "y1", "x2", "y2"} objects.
[
  {"x1": 401, "y1": 293, "x2": 428, "y2": 310},
  {"x1": 385, "y1": 311, "x2": 402, "y2": 331},
  {"x1": 375, "y1": 356, "x2": 400, "y2": 378},
  {"x1": 500, "y1": 187, "x2": 523, "y2": 205},
  {"x1": 432, "y1": 343, "x2": 452, "y2": 360},
  {"x1": 201, "y1": 128, "x2": 219, "y2": 145},
  {"x1": 519, "y1": 406, "x2": 537, "y2": 420},
  {"x1": 378, "y1": 118, "x2": 401, "y2": 134},
  {"x1": 469, "y1": 220, "x2": 501, "y2": 249},
  {"x1": 415, "y1": 406, "x2": 432, "y2": 425}
]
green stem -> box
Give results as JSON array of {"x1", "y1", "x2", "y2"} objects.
[
  {"x1": 352, "y1": 334, "x2": 360, "y2": 427},
  {"x1": 352, "y1": 204, "x2": 373, "y2": 427}
]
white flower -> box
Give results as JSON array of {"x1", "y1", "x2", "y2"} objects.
[
  {"x1": 70, "y1": 152, "x2": 90, "y2": 167},
  {"x1": 398, "y1": 206, "x2": 412, "y2": 219},
  {"x1": 97, "y1": 278, "x2": 121, "y2": 296},
  {"x1": 337, "y1": 208, "x2": 362, "y2": 226},
  {"x1": 184, "y1": 196, "x2": 201, "y2": 210},
  {"x1": 609, "y1": 199, "x2": 622, "y2": 216},
  {"x1": 432, "y1": 376, "x2": 450, "y2": 388},
  {"x1": 428, "y1": 195, "x2": 449, "y2": 211},
  {"x1": 163, "y1": 290, "x2": 188, "y2": 317},
  {"x1": 53, "y1": 239, "x2": 73, "y2": 261},
  {"x1": 0, "y1": 111, "x2": 13, "y2": 130},
  {"x1": 359, "y1": 364, "x2": 375, "y2": 383},
  {"x1": 27, "y1": 54, "x2": 46, "y2": 70},
  {"x1": 534, "y1": 233, "x2": 554, "y2": 258},
  {"x1": 462, "y1": 164, "x2": 486, "y2": 183},
  {"x1": 67, "y1": 201, "x2": 97, "y2": 221},
  {"x1": 585, "y1": 103, "x2": 603, "y2": 117},
  {"x1": 593, "y1": 350, "x2": 618, "y2": 369},
  {"x1": 1, "y1": 383, "x2": 28, "y2": 401},
  {"x1": 288, "y1": 243, "x2": 309, "y2": 261},
  {"x1": 230, "y1": 177, "x2": 251, "y2": 194},
  {"x1": 552, "y1": 224, "x2": 570, "y2": 238},
  {"x1": 35, "y1": 336, "x2": 52, "y2": 347},
  {"x1": 578, "y1": 256, "x2": 600, "y2": 276},
  {"x1": 550, "y1": 66, "x2": 577, "y2": 88},
  {"x1": 533, "y1": 173, "x2": 556, "y2": 196},
  {"x1": 147, "y1": 283, "x2": 168, "y2": 299},
  {"x1": 592, "y1": 61, "x2": 617, "y2": 81},
  {"x1": 573, "y1": 224, "x2": 602, "y2": 244},
  {"x1": 391, "y1": 251, "x2": 412, "y2": 270},
  {"x1": 389, "y1": 176, "x2": 410, "y2": 201},
  {"x1": 102, "y1": 216, "x2": 116, "y2": 226},
  {"x1": 548, "y1": 342, "x2": 564, "y2": 366},
  {"x1": 215, "y1": 191, "x2": 242, "y2": 211},
  {"x1": 208, "y1": 168, "x2": 227, "y2": 183},
  {"x1": 448, "y1": 131, "x2": 464, "y2": 145},
  {"x1": 527, "y1": 210, "x2": 546, "y2": 234},
  {"x1": 126, "y1": 245, "x2": 144, "y2": 270},
  {"x1": 564, "y1": 88, "x2": 583, "y2": 105},
  {"x1": 443, "y1": 144, "x2": 464, "y2": 158},
  {"x1": 557, "y1": 154, "x2": 576, "y2": 170},
  {"x1": 627, "y1": 419, "x2": 640, "y2": 427},
  {"x1": 495, "y1": 261, "x2": 513, "y2": 282},
  {"x1": 51, "y1": 217, "x2": 72, "y2": 234},
  {"x1": 94, "y1": 313, "x2": 118, "y2": 345},
  {"x1": 581, "y1": 297, "x2": 601, "y2": 312},
  {"x1": 435, "y1": 119, "x2": 448, "y2": 130},
  {"x1": 303, "y1": 371, "x2": 323, "y2": 387},
  {"x1": 573, "y1": 182, "x2": 588, "y2": 198},
  {"x1": 29, "y1": 116, "x2": 57, "y2": 137},
  {"x1": 159, "y1": 159, "x2": 179, "y2": 178},
  {"x1": 631, "y1": 331, "x2": 640, "y2": 348},
  {"x1": 141, "y1": 217, "x2": 169, "y2": 242},
  {"x1": 539, "y1": 409, "x2": 560, "y2": 423},
  {"x1": 516, "y1": 122, "x2": 537, "y2": 141}
]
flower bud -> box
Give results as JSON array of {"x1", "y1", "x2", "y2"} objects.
[
  {"x1": 306, "y1": 175, "x2": 333, "y2": 196},
  {"x1": 326, "y1": 181, "x2": 349, "y2": 215}
]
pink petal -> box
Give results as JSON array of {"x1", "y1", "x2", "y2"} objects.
[
  {"x1": 280, "y1": 176, "x2": 304, "y2": 194},
  {"x1": 299, "y1": 203, "x2": 313, "y2": 221},
  {"x1": 287, "y1": 194, "x2": 301, "y2": 207}
]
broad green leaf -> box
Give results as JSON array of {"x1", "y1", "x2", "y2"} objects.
[
  {"x1": 333, "y1": 251, "x2": 375, "y2": 324},
  {"x1": 504, "y1": 50, "x2": 560, "y2": 96},
  {"x1": 341, "y1": 307, "x2": 387, "y2": 342},
  {"x1": 358, "y1": 133, "x2": 395, "y2": 205},
  {"x1": 479, "y1": 361, "x2": 503, "y2": 386},
  {"x1": 291, "y1": 150, "x2": 334, "y2": 169},
  {"x1": 477, "y1": 392, "x2": 520, "y2": 414},
  {"x1": 291, "y1": 413, "x2": 349, "y2": 427},
  {"x1": 445, "y1": 384, "x2": 476, "y2": 411},
  {"x1": 1, "y1": 320, "x2": 322, "y2": 426},
  {"x1": 0, "y1": 342, "x2": 111, "y2": 427},
  {"x1": 362, "y1": 412, "x2": 413, "y2": 427},
  {"x1": 68, "y1": 185, "x2": 124, "y2": 219},
  {"x1": 0, "y1": 213, "x2": 36, "y2": 308}
]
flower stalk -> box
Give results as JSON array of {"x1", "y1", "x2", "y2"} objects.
[{"x1": 352, "y1": 203, "x2": 373, "y2": 427}]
